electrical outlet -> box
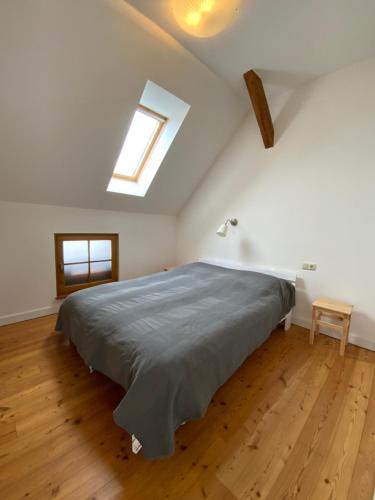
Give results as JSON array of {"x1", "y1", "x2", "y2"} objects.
[{"x1": 302, "y1": 263, "x2": 317, "y2": 271}]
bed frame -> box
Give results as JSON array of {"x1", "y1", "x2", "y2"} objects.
[{"x1": 67, "y1": 258, "x2": 297, "y2": 455}]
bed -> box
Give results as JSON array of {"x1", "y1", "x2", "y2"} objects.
[{"x1": 55, "y1": 261, "x2": 296, "y2": 459}]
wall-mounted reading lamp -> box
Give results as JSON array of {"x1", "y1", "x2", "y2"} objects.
[{"x1": 216, "y1": 218, "x2": 238, "y2": 237}]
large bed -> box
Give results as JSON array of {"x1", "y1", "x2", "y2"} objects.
[{"x1": 56, "y1": 261, "x2": 295, "y2": 459}]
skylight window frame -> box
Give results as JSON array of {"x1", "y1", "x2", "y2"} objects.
[
  {"x1": 112, "y1": 104, "x2": 168, "y2": 183},
  {"x1": 107, "y1": 80, "x2": 191, "y2": 198}
]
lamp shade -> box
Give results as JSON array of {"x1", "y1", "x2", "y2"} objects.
[
  {"x1": 171, "y1": 0, "x2": 240, "y2": 38},
  {"x1": 216, "y1": 222, "x2": 228, "y2": 237}
]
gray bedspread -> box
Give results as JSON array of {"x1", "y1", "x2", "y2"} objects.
[{"x1": 56, "y1": 262, "x2": 295, "y2": 459}]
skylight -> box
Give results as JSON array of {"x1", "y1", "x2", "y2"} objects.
[
  {"x1": 107, "y1": 80, "x2": 190, "y2": 198},
  {"x1": 113, "y1": 105, "x2": 167, "y2": 182}
]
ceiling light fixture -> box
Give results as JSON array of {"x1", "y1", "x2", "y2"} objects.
[{"x1": 171, "y1": 0, "x2": 240, "y2": 38}]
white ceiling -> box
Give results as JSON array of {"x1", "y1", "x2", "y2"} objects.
[{"x1": 126, "y1": 0, "x2": 375, "y2": 101}]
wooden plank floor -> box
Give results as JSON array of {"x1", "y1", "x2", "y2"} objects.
[{"x1": 0, "y1": 315, "x2": 374, "y2": 500}]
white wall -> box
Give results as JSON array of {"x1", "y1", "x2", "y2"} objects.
[
  {"x1": 177, "y1": 57, "x2": 375, "y2": 350},
  {"x1": 0, "y1": 201, "x2": 176, "y2": 325}
]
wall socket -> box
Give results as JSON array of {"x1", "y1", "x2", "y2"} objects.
[{"x1": 302, "y1": 263, "x2": 317, "y2": 271}]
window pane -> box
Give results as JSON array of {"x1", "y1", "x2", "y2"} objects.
[
  {"x1": 64, "y1": 263, "x2": 89, "y2": 286},
  {"x1": 90, "y1": 240, "x2": 112, "y2": 262},
  {"x1": 113, "y1": 109, "x2": 161, "y2": 178},
  {"x1": 63, "y1": 240, "x2": 88, "y2": 264},
  {"x1": 89, "y1": 261, "x2": 112, "y2": 282}
]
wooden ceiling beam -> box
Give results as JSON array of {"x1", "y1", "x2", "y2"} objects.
[{"x1": 243, "y1": 70, "x2": 274, "y2": 149}]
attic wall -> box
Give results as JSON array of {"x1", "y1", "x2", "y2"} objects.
[
  {"x1": 0, "y1": 201, "x2": 176, "y2": 325},
  {"x1": 177, "y1": 57, "x2": 375, "y2": 350}
]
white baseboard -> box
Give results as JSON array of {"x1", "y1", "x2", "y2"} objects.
[
  {"x1": 293, "y1": 316, "x2": 375, "y2": 352},
  {"x1": 0, "y1": 305, "x2": 59, "y2": 327}
]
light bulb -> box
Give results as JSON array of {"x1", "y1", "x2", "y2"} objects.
[
  {"x1": 186, "y1": 11, "x2": 201, "y2": 26},
  {"x1": 200, "y1": 0, "x2": 215, "y2": 13}
]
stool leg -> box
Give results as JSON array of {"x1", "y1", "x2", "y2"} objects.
[
  {"x1": 340, "y1": 318, "x2": 350, "y2": 356},
  {"x1": 345, "y1": 316, "x2": 351, "y2": 345},
  {"x1": 315, "y1": 311, "x2": 321, "y2": 337},
  {"x1": 310, "y1": 307, "x2": 316, "y2": 345}
]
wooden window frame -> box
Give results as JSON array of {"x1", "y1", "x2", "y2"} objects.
[
  {"x1": 54, "y1": 233, "x2": 119, "y2": 299},
  {"x1": 112, "y1": 104, "x2": 168, "y2": 183}
]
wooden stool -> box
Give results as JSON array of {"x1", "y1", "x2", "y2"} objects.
[{"x1": 310, "y1": 298, "x2": 353, "y2": 356}]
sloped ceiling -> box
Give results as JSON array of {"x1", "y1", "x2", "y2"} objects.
[
  {"x1": 127, "y1": 0, "x2": 375, "y2": 102},
  {"x1": 2, "y1": 0, "x2": 374, "y2": 216},
  {"x1": 0, "y1": 0, "x2": 245, "y2": 215}
]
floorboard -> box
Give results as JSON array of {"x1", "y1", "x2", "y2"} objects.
[{"x1": 0, "y1": 315, "x2": 374, "y2": 499}]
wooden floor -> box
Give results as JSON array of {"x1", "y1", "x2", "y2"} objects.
[{"x1": 0, "y1": 316, "x2": 374, "y2": 500}]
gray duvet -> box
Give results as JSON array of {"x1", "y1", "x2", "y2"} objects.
[{"x1": 56, "y1": 262, "x2": 295, "y2": 459}]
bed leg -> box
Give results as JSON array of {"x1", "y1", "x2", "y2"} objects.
[
  {"x1": 284, "y1": 310, "x2": 292, "y2": 331},
  {"x1": 132, "y1": 435, "x2": 142, "y2": 454},
  {"x1": 88, "y1": 365, "x2": 94, "y2": 374}
]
